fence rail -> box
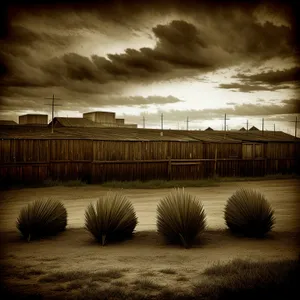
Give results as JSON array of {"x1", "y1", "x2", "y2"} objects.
[{"x1": 1, "y1": 157, "x2": 299, "y2": 184}]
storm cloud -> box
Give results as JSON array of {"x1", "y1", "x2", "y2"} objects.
[
  {"x1": 234, "y1": 67, "x2": 300, "y2": 85},
  {"x1": 0, "y1": 0, "x2": 298, "y2": 131},
  {"x1": 1, "y1": 3, "x2": 296, "y2": 91},
  {"x1": 218, "y1": 83, "x2": 291, "y2": 92}
]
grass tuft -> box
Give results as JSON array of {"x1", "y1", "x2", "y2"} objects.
[
  {"x1": 157, "y1": 188, "x2": 206, "y2": 248},
  {"x1": 16, "y1": 198, "x2": 67, "y2": 241},
  {"x1": 224, "y1": 188, "x2": 275, "y2": 237},
  {"x1": 85, "y1": 191, "x2": 138, "y2": 245}
]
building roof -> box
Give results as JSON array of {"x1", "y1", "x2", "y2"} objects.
[
  {"x1": 19, "y1": 114, "x2": 48, "y2": 117},
  {"x1": 239, "y1": 127, "x2": 246, "y2": 131},
  {"x1": 249, "y1": 126, "x2": 259, "y2": 131},
  {"x1": 49, "y1": 117, "x2": 103, "y2": 128},
  {"x1": 205, "y1": 127, "x2": 214, "y2": 131},
  {"x1": 0, "y1": 120, "x2": 18, "y2": 125},
  {"x1": 0, "y1": 127, "x2": 299, "y2": 142}
]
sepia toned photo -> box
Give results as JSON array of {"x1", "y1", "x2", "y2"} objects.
[{"x1": 0, "y1": 0, "x2": 299, "y2": 299}]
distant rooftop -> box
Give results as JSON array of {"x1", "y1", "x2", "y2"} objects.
[
  {"x1": 0, "y1": 127, "x2": 299, "y2": 142},
  {"x1": 0, "y1": 120, "x2": 18, "y2": 126},
  {"x1": 249, "y1": 126, "x2": 259, "y2": 131},
  {"x1": 19, "y1": 114, "x2": 48, "y2": 117},
  {"x1": 49, "y1": 117, "x2": 103, "y2": 128}
]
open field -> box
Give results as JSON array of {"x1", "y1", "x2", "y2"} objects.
[{"x1": 0, "y1": 179, "x2": 299, "y2": 299}]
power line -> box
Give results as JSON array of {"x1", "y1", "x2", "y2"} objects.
[{"x1": 45, "y1": 94, "x2": 62, "y2": 134}]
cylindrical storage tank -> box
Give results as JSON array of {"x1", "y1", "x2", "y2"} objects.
[
  {"x1": 83, "y1": 112, "x2": 116, "y2": 124},
  {"x1": 19, "y1": 114, "x2": 48, "y2": 124}
]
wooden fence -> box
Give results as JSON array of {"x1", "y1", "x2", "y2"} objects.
[{"x1": 0, "y1": 139, "x2": 299, "y2": 184}]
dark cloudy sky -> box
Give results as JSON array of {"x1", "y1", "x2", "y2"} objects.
[{"x1": 1, "y1": 0, "x2": 299, "y2": 133}]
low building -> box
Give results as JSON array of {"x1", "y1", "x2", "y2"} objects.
[
  {"x1": 0, "y1": 120, "x2": 18, "y2": 126},
  {"x1": 115, "y1": 118, "x2": 125, "y2": 125}
]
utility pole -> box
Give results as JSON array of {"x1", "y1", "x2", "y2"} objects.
[
  {"x1": 45, "y1": 94, "x2": 62, "y2": 133},
  {"x1": 274, "y1": 123, "x2": 275, "y2": 135},
  {"x1": 186, "y1": 116, "x2": 189, "y2": 131},
  {"x1": 289, "y1": 116, "x2": 299, "y2": 138},
  {"x1": 161, "y1": 113, "x2": 164, "y2": 130},
  {"x1": 224, "y1": 114, "x2": 230, "y2": 138},
  {"x1": 142, "y1": 116, "x2": 145, "y2": 129},
  {"x1": 262, "y1": 118, "x2": 264, "y2": 135}
]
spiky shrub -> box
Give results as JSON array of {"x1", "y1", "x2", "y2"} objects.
[
  {"x1": 224, "y1": 188, "x2": 275, "y2": 237},
  {"x1": 85, "y1": 191, "x2": 138, "y2": 245},
  {"x1": 16, "y1": 198, "x2": 67, "y2": 241},
  {"x1": 157, "y1": 188, "x2": 206, "y2": 248}
]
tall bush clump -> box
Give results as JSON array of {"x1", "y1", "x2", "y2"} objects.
[
  {"x1": 16, "y1": 198, "x2": 67, "y2": 241},
  {"x1": 85, "y1": 191, "x2": 138, "y2": 245},
  {"x1": 224, "y1": 188, "x2": 275, "y2": 237},
  {"x1": 157, "y1": 188, "x2": 206, "y2": 248}
]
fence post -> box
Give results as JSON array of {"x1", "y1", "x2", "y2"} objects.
[
  {"x1": 214, "y1": 145, "x2": 218, "y2": 178},
  {"x1": 264, "y1": 158, "x2": 267, "y2": 176},
  {"x1": 91, "y1": 140, "x2": 94, "y2": 183},
  {"x1": 167, "y1": 156, "x2": 172, "y2": 180}
]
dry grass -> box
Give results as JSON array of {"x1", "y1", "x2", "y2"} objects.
[
  {"x1": 159, "y1": 268, "x2": 177, "y2": 275},
  {"x1": 91, "y1": 269, "x2": 124, "y2": 281},
  {"x1": 133, "y1": 278, "x2": 164, "y2": 290},
  {"x1": 38, "y1": 271, "x2": 88, "y2": 283},
  {"x1": 38, "y1": 269, "x2": 124, "y2": 284},
  {"x1": 176, "y1": 275, "x2": 189, "y2": 282},
  {"x1": 193, "y1": 258, "x2": 300, "y2": 300},
  {"x1": 101, "y1": 179, "x2": 220, "y2": 189},
  {"x1": 142, "y1": 271, "x2": 156, "y2": 277},
  {"x1": 1, "y1": 259, "x2": 299, "y2": 299}
]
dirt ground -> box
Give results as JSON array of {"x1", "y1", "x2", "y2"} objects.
[
  {"x1": 0, "y1": 179, "x2": 299, "y2": 297},
  {"x1": 0, "y1": 179, "x2": 299, "y2": 232}
]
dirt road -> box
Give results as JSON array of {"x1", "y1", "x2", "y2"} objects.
[{"x1": 0, "y1": 179, "x2": 299, "y2": 232}]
